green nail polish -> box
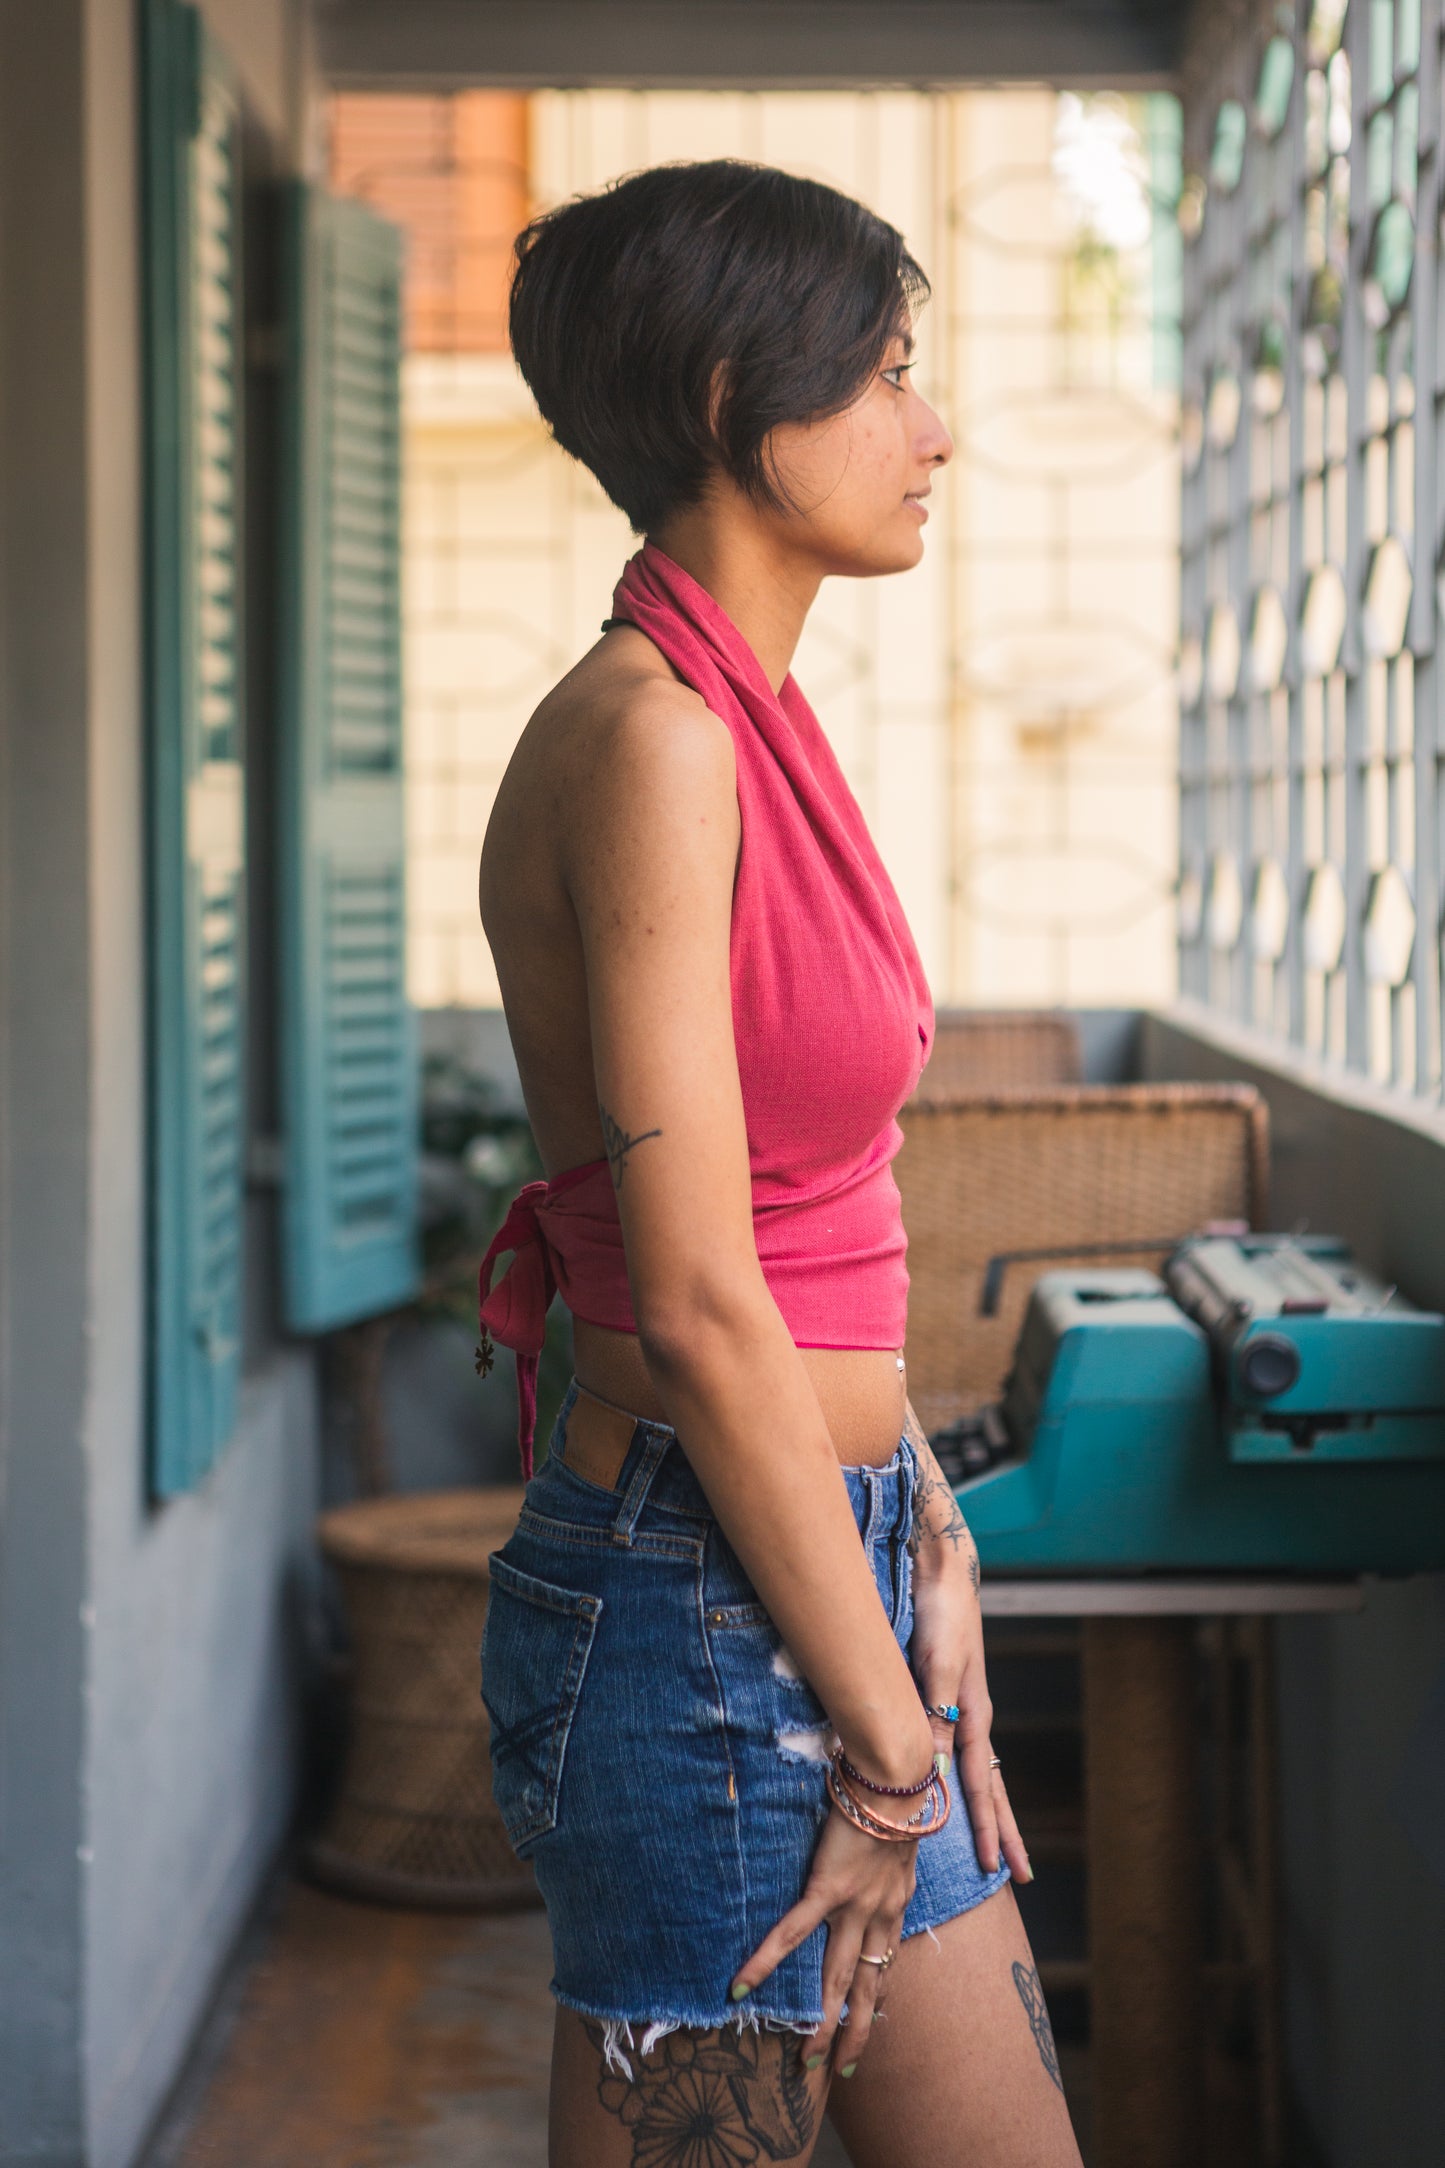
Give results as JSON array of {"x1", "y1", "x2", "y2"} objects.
[
  {"x1": 934, "y1": 1752, "x2": 949, "y2": 1775},
  {"x1": 805, "y1": 2053, "x2": 824, "y2": 2070},
  {"x1": 841, "y1": 2062, "x2": 858, "y2": 2079},
  {"x1": 730, "y1": 1981, "x2": 751, "y2": 2001}
]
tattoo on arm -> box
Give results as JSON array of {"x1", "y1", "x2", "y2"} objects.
[
  {"x1": 599, "y1": 1102, "x2": 662, "y2": 1190},
  {"x1": 907, "y1": 1419, "x2": 981, "y2": 1588},
  {"x1": 1011, "y1": 1961, "x2": 1064, "y2": 2093},
  {"x1": 583, "y1": 2020, "x2": 817, "y2": 2164}
]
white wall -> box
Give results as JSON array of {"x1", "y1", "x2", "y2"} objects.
[
  {"x1": 0, "y1": 4, "x2": 325, "y2": 2164},
  {"x1": 403, "y1": 89, "x2": 955, "y2": 1007},
  {"x1": 400, "y1": 86, "x2": 1178, "y2": 1013}
]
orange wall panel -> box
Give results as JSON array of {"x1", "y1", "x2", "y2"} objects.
[{"x1": 328, "y1": 92, "x2": 529, "y2": 353}]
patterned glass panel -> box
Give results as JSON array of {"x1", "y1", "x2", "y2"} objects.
[{"x1": 1181, "y1": 0, "x2": 1444, "y2": 1096}]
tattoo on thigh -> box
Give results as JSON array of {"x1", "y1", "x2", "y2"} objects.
[
  {"x1": 599, "y1": 1103, "x2": 662, "y2": 1190},
  {"x1": 1011, "y1": 1961, "x2": 1064, "y2": 2093},
  {"x1": 584, "y1": 2022, "x2": 817, "y2": 2164}
]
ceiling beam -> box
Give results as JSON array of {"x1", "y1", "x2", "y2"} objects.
[{"x1": 314, "y1": 2, "x2": 1188, "y2": 92}]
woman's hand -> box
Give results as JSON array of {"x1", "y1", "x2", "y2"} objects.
[
  {"x1": 729, "y1": 1804, "x2": 918, "y2": 2077},
  {"x1": 907, "y1": 1413, "x2": 1032, "y2": 1885}
]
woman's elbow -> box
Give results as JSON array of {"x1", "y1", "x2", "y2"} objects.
[{"x1": 634, "y1": 1266, "x2": 775, "y2": 1385}]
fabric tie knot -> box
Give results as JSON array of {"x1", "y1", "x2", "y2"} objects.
[{"x1": 477, "y1": 1179, "x2": 555, "y2": 1478}]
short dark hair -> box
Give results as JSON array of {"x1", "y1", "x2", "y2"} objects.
[{"x1": 508, "y1": 160, "x2": 929, "y2": 534}]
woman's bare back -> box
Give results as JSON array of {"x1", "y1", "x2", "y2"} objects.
[{"x1": 480, "y1": 625, "x2": 719, "y2": 1178}]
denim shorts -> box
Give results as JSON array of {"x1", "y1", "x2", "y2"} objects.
[{"x1": 480, "y1": 1377, "x2": 1010, "y2": 2054}]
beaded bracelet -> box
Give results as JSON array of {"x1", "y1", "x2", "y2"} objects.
[
  {"x1": 833, "y1": 1746, "x2": 935, "y2": 1799},
  {"x1": 825, "y1": 1758, "x2": 953, "y2": 1843},
  {"x1": 836, "y1": 1766, "x2": 937, "y2": 1829}
]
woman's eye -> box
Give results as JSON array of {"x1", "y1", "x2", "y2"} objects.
[{"x1": 882, "y1": 363, "x2": 915, "y2": 391}]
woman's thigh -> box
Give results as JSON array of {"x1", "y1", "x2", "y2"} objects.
[
  {"x1": 825, "y1": 1886, "x2": 1084, "y2": 2168},
  {"x1": 549, "y1": 2007, "x2": 832, "y2": 2168}
]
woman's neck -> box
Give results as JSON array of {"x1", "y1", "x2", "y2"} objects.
[{"x1": 648, "y1": 500, "x2": 823, "y2": 694}]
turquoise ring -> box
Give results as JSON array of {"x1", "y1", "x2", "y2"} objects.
[{"x1": 927, "y1": 1703, "x2": 961, "y2": 1724}]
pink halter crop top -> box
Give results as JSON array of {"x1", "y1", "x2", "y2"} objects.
[{"x1": 479, "y1": 542, "x2": 935, "y2": 1472}]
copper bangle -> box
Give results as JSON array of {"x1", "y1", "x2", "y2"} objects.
[{"x1": 825, "y1": 1760, "x2": 953, "y2": 1842}]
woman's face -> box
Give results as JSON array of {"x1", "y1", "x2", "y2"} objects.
[{"x1": 762, "y1": 326, "x2": 953, "y2": 575}]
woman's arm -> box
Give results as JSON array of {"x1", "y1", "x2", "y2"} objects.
[
  {"x1": 903, "y1": 1398, "x2": 1031, "y2": 1882},
  {"x1": 564, "y1": 681, "x2": 934, "y2": 1787}
]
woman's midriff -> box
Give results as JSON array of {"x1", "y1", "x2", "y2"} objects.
[{"x1": 571, "y1": 1319, "x2": 908, "y2": 1468}]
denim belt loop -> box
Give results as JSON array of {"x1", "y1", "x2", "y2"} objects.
[
  {"x1": 857, "y1": 1467, "x2": 879, "y2": 1555},
  {"x1": 898, "y1": 1435, "x2": 918, "y2": 1543},
  {"x1": 611, "y1": 1426, "x2": 672, "y2": 1546}
]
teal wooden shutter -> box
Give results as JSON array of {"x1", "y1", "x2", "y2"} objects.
[
  {"x1": 277, "y1": 186, "x2": 419, "y2": 1332},
  {"x1": 142, "y1": 0, "x2": 246, "y2": 1495}
]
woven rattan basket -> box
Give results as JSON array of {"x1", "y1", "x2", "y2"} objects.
[
  {"x1": 898, "y1": 1083, "x2": 1270, "y2": 1435},
  {"x1": 310, "y1": 1487, "x2": 539, "y2": 1911},
  {"x1": 918, "y1": 1008, "x2": 1083, "y2": 1096}
]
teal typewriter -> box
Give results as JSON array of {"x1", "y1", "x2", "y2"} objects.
[{"x1": 930, "y1": 1233, "x2": 1445, "y2": 1574}]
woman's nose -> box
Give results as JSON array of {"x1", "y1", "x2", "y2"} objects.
[{"x1": 921, "y1": 407, "x2": 954, "y2": 469}]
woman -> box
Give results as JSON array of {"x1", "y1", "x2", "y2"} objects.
[{"x1": 477, "y1": 160, "x2": 1083, "y2": 2168}]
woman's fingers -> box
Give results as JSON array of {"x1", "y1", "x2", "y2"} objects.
[
  {"x1": 958, "y1": 1738, "x2": 1001, "y2": 1873},
  {"x1": 993, "y1": 1767, "x2": 1032, "y2": 1883},
  {"x1": 830, "y1": 1940, "x2": 890, "y2": 2076},
  {"x1": 927, "y1": 1710, "x2": 957, "y2": 1766},
  {"x1": 957, "y1": 1683, "x2": 1000, "y2": 1872},
  {"x1": 798, "y1": 1910, "x2": 867, "y2": 2069},
  {"x1": 730, "y1": 1884, "x2": 833, "y2": 2002}
]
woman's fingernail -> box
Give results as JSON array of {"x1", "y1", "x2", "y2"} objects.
[
  {"x1": 730, "y1": 1980, "x2": 751, "y2": 2002},
  {"x1": 805, "y1": 2053, "x2": 825, "y2": 2070},
  {"x1": 934, "y1": 1752, "x2": 949, "y2": 1774},
  {"x1": 841, "y1": 2062, "x2": 858, "y2": 2079}
]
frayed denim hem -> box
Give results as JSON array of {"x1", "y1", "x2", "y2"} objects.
[
  {"x1": 550, "y1": 1987, "x2": 821, "y2": 2081},
  {"x1": 902, "y1": 1853, "x2": 1012, "y2": 1949}
]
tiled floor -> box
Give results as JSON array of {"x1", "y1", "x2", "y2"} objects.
[{"x1": 142, "y1": 1880, "x2": 875, "y2": 2168}]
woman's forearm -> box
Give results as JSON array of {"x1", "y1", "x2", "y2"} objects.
[
  {"x1": 641, "y1": 1295, "x2": 936, "y2": 1786},
  {"x1": 903, "y1": 1401, "x2": 980, "y2": 1592}
]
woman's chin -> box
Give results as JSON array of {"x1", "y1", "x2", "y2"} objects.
[
  {"x1": 864, "y1": 530, "x2": 928, "y2": 576},
  {"x1": 815, "y1": 528, "x2": 927, "y2": 579}
]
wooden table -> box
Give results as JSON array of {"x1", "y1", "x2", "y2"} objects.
[{"x1": 979, "y1": 1578, "x2": 1364, "y2": 2168}]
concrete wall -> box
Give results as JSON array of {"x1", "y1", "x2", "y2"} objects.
[
  {"x1": 1144, "y1": 1000, "x2": 1445, "y2": 2168},
  {"x1": 0, "y1": 5, "x2": 93, "y2": 2158},
  {"x1": 0, "y1": 4, "x2": 326, "y2": 2164}
]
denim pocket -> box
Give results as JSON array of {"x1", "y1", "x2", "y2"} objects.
[{"x1": 480, "y1": 1552, "x2": 602, "y2": 1857}]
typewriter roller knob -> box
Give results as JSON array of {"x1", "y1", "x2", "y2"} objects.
[{"x1": 1236, "y1": 1332, "x2": 1302, "y2": 1399}]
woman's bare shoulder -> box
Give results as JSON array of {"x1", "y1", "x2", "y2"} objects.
[
  {"x1": 497, "y1": 641, "x2": 735, "y2": 842},
  {"x1": 554, "y1": 637, "x2": 731, "y2": 777},
  {"x1": 481, "y1": 638, "x2": 737, "y2": 931}
]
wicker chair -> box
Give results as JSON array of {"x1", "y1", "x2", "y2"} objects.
[
  {"x1": 916, "y1": 1008, "x2": 1083, "y2": 1098},
  {"x1": 898, "y1": 1082, "x2": 1271, "y2": 1434},
  {"x1": 310, "y1": 1487, "x2": 538, "y2": 1911}
]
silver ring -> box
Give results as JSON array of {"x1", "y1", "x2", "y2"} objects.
[{"x1": 988, "y1": 1755, "x2": 1002, "y2": 1770}]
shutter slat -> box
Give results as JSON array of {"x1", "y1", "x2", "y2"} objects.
[
  {"x1": 143, "y1": 0, "x2": 246, "y2": 1496},
  {"x1": 278, "y1": 186, "x2": 418, "y2": 1331}
]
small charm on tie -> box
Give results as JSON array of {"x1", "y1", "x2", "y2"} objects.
[{"x1": 474, "y1": 1329, "x2": 495, "y2": 1378}]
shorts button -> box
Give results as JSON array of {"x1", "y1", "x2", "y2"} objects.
[{"x1": 707, "y1": 1608, "x2": 725, "y2": 1625}]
